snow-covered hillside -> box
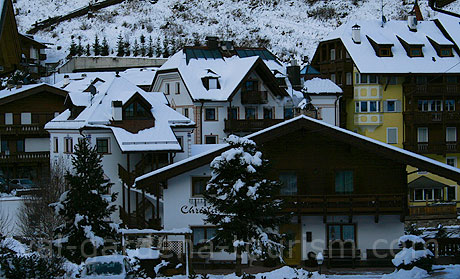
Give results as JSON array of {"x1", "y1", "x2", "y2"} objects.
[{"x1": 13, "y1": 0, "x2": 460, "y2": 63}]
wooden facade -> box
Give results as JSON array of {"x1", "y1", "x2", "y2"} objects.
[
  {"x1": 0, "y1": 0, "x2": 22, "y2": 76},
  {"x1": 0, "y1": 85, "x2": 67, "y2": 181}
]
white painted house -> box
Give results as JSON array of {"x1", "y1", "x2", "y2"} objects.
[
  {"x1": 45, "y1": 74, "x2": 195, "y2": 225},
  {"x1": 135, "y1": 115, "x2": 460, "y2": 265},
  {"x1": 150, "y1": 41, "x2": 294, "y2": 144}
]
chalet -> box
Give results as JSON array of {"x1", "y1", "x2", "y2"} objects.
[
  {"x1": 0, "y1": 0, "x2": 22, "y2": 76},
  {"x1": 0, "y1": 83, "x2": 67, "y2": 181},
  {"x1": 135, "y1": 115, "x2": 460, "y2": 266},
  {"x1": 150, "y1": 38, "x2": 295, "y2": 144},
  {"x1": 310, "y1": 11, "x2": 460, "y2": 218},
  {"x1": 45, "y1": 74, "x2": 195, "y2": 226},
  {"x1": 19, "y1": 34, "x2": 48, "y2": 77}
]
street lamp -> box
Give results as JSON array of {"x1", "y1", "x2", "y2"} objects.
[{"x1": 316, "y1": 252, "x2": 324, "y2": 274}]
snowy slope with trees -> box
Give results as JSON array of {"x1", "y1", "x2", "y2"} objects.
[{"x1": 13, "y1": 0, "x2": 460, "y2": 63}]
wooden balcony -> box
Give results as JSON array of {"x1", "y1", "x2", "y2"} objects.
[
  {"x1": 280, "y1": 194, "x2": 406, "y2": 218},
  {"x1": 404, "y1": 142, "x2": 458, "y2": 154},
  {"x1": 224, "y1": 119, "x2": 284, "y2": 133},
  {"x1": 408, "y1": 203, "x2": 457, "y2": 220},
  {"x1": 404, "y1": 111, "x2": 460, "y2": 124},
  {"x1": 403, "y1": 83, "x2": 460, "y2": 96},
  {"x1": 240, "y1": 91, "x2": 268, "y2": 104},
  {"x1": 119, "y1": 206, "x2": 161, "y2": 230},
  {"x1": 0, "y1": 152, "x2": 50, "y2": 164},
  {"x1": 0, "y1": 125, "x2": 48, "y2": 136}
]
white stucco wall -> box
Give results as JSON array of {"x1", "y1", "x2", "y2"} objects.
[
  {"x1": 0, "y1": 197, "x2": 24, "y2": 236},
  {"x1": 309, "y1": 95, "x2": 340, "y2": 126},
  {"x1": 25, "y1": 138, "x2": 50, "y2": 152}
]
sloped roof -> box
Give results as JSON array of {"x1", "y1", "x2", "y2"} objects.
[
  {"x1": 303, "y1": 78, "x2": 343, "y2": 94},
  {"x1": 136, "y1": 115, "x2": 460, "y2": 187},
  {"x1": 434, "y1": 13, "x2": 460, "y2": 54},
  {"x1": 46, "y1": 74, "x2": 194, "y2": 152},
  {"x1": 156, "y1": 50, "x2": 289, "y2": 102},
  {"x1": 322, "y1": 19, "x2": 460, "y2": 74},
  {"x1": 408, "y1": 176, "x2": 448, "y2": 189},
  {"x1": 0, "y1": 83, "x2": 67, "y2": 105}
]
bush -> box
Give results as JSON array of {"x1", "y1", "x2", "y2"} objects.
[
  {"x1": 392, "y1": 235, "x2": 433, "y2": 272},
  {"x1": 307, "y1": 7, "x2": 336, "y2": 20}
]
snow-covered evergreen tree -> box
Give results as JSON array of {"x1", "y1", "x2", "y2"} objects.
[
  {"x1": 154, "y1": 37, "x2": 162, "y2": 58},
  {"x1": 116, "y1": 33, "x2": 124, "y2": 57},
  {"x1": 69, "y1": 38, "x2": 77, "y2": 57},
  {"x1": 204, "y1": 135, "x2": 286, "y2": 276},
  {"x1": 140, "y1": 34, "x2": 146, "y2": 57},
  {"x1": 101, "y1": 37, "x2": 109, "y2": 56},
  {"x1": 133, "y1": 39, "x2": 139, "y2": 57},
  {"x1": 51, "y1": 139, "x2": 118, "y2": 264},
  {"x1": 93, "y1": 35, "x2": 101, "y2": 56},
  {"x1": 85, "y1": 44, "x2": 91, "y2": 56},
  {"x1": 147, "y1": 36, "x2": 153, "y2": 57},
  {"x1": 124, "y1": 39, "x2": 131, "y2": 56},
  {"x1": 76, "y1": 37, "x2": 84, "y2": 56}
]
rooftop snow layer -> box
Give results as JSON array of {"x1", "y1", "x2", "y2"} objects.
[
  {"x1": 324, "y1": 20, "x2": 460, "y2": 74},
  {"x1": 0, "y1": 83, "x2": 49, "y2": 100},
  {"x1": 303, "y1": 78, "x2": 343, "y2": 94}
]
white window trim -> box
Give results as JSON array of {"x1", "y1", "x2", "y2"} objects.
[
  {"x1": 356, "y1": 101, "x2": 381, "y2": 113},
  {"x1": 204, "y1": 107, "x2": 217, "y2": 121},
  {"x1": 446, "y1": 127, "x2": 457, "y2": 142},
  {"x1": 96, "y1": 137, "x2": 111, "y2": 154},
  {"x1": 5, "y1": 113, "x2": 13, "y2": 125},
  {"x1": 165, "y1": 83, "x2": 170, "y2": 95},
  {"x1": 346, "y1": 72, "x2": 352, "y2": 85},
  {"x1": 204, "y1": 135, "x2": 218, "y2": 144},
  {"x1": 417, "y1": 127, "x2": 428, "y2": 143},
  {"x1": 446, "y1": 156, "x2": 457, "y2": 168},
  {"x1": 175, "y1": 82, "x2": 180, "y2": 94},
  {"x1": 386, "y1": 127, "x2": 398, "y2": 144},
  {"x1": 53, "y1": 137, "x2": 58, "y2": 153},
  {"x1": 21, "y1": 112, "x2": 31, "y2": 125},
  {"x1": 413, "y1": 188, "x2": 441, "y2": 201},
  {"x1": 330, "y1": 49, "x2": 336, "y2": 61}
]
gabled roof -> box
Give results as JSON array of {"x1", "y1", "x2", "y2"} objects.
[
  {"x1": 320, "y1": 19, "x2": 460, "y2": 74},
  {"x1": 19, "y1": 34, "x2": 47, "y2": 49},
  {"x1": 136, "y1": 115, "x2": 460, "y2": 187},
  {"x1": 303, "y1": 78, "x2": 343, "y2": 94},
  {"x1": 155, "y1": 50, "x2": 289, "y2": 102},
  {"x1": 408, "y1": 176, "x2": 448, "y2": 189},
  {"x1": 46, "y1": 74, "x2": 194, "y2": 152},
  {"x1": 0, "y1": 83, "x2": 67, "y2": 105}
]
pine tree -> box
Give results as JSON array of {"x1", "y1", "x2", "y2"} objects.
[
  {"x1": 93, "y1": 35, "x2": 101, "y2": 56},
  {"x1": 204, "y1": 135, "x2": 287, "y2": 276},
  {"x1": 85, "y1": 44, "x2": 91, "y2": 56},
  {"x1": 124, "y1": 39, "x2": 131, "y2": 56},
  {"x1": 52, "y1": 139, "x2": 118, "y2": 264},
  {"x1": 140, "y1": 34, "x2": 146, "y2": 57},
  {"x1": 147, "y1": 36, "x2": 153, "y2": 57},
  {"x1": 154, "y1": 37, "x2": 162, "y2": 58},
  {"x1": 69, "y1": 39, "x2": 78, "y2": 57},
  {"x1": 133, "y1": 39, "x2": 139, "y2": 57},
  {"x1": 116, "y1": 33, "x2": 124, "y2": 57},
  {"x1": 101, "y1": 37, "x2": 109, "y2": 56},
  {"x1": 162, "y1": 38, "x2": 170, "y2": 58},
  {"x1": 77, "y1": 37, "x2": 84, "y2": 56}
]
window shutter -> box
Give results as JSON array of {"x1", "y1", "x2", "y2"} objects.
[
  {"x1": 383, "y1": 101, "x2": 388, "y2": 112},
  {"x1": 387, "y1": 128, "x2": 397, "y2": 144},
  {"x1": 395, "y1": 100, "x2": 402, "y2": 112}
]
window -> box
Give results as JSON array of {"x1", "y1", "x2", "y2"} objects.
[
  {"x1": 330, "y1": 49, "x2": 336, "y2": 60},
  {"x1": 284, "y1": 107, "x2": 294, "y2": 119},
  {"x1": 414, "y1": 189, "x2": 443, "y2": 201},
  {"x1": 31, "y1": 114, "x2": 40, "y2": 124},
  {"x1": 16, "y1": 140, "x2": 24, "y2": 152},
  {"x1": 21, "y1": 112, "x2": 31, "y2": 125},
  {"x1": 4, "y1": 113, "x2": 12, "y2": 125},
  {"x1": 418, "y1": 100, "x2": 442, "y2": 112},
  {"x1": 346, "y1": 72, "x2": 352, "y2": 85},
  {"x1": 355, "y1": 101, "x2": 380, "y2": 113},
  {"x1": 96, "y1": 138, "x2": 110, "y2": 154},
  {"x1": 446, "y1": 127, "x2": 457, "y2": 142},
  {"x1": 64, "y1": 137, "x2": 73, "y2": 153},
  {"x1": 387, "y1": 128, "x2": 398, "y2": 144},
  {"x1": 183, "y1": 108, "x2": 189, "y2": 118},
  {"x1": 445, "y1": 100, "x2": 455, "y2": 111},
  {"x1": 205, "y1": 135, "x2": 217, "y2": 144},
  {"x1": 410, "y1": 48, "x2": 422, "y2": 57},
  {"x1": 244, "y1": 80, "x2": 258, "y2": 92},
  {"x1": 205, "y1": 108, "x2": 217, "y2": 121},
  {"x1": 447, "y1": 157, "x2": 457, "y2": 167},
  {"x1": 208, "y1": 78, "x2": 218, "y2": 90},
  {"x1": 192, "y1": 227, "x2": 217, "y2": 247},
  {"x1": 228, "y1": 107, "x2": 238, "y2": 120},
  {"x1": 123, "y1": 102, "x2": 150, "y2": 119},
  {"x1": 440, "y1": 48, "x2": 452, "y2": 57},
  {"x1": 379, "y1": 48, "x2": 391, "y2": 57},
  {"x1": 330, "y1": 73, "x2": 336, "y2": 83},
  {"x1": 447, "y1": 186, "x2": 456, "y2": 201},
  {"x1": 175, "y1": 82, "x2": 180, "y2": 94},
  {"x1": 385, "y1": 100, "x2": 395, "y2": 112},
  {"x1": 327, "y1": 224, "x2": 355, "y2": 248},
  {"x1": 165, "y1": 83, "x2": 170, "y2": 95},
  {"x1": 417, "y1": 128, "x2": 428, "y2": 143},
  {"x1": 358, "y1": 74, "x2": 379, "y2": 84},
  {"x1": 176, "y1": 136, "x2": 183, "y2": 150},
  {"x1": 192, "y1": 177, "x2": 210, "y2": 197},
  {"x1": 1, "y1": 140, "x2": 8, "y2": 153},
  {"x1": 245, "y1": 107, "x2": 256, "y2": 120},
  {"x1": 335, "y1": 170, "x2": 353, "y2": 193},
  {"x1": 53, "y1": 137, "x2": 58, "y2": 153},
  {"x1": 446, "y1": 76, "x2": 457, "y2": 84},
  {"x1": 263, "y1": 107, "x2": 274, "y2": 119},
  {"x1": 279, "y1": 172, "x2": 297, "y2": 195}
]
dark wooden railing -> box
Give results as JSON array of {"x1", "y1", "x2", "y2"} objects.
[
  {"x1": 0, "y1": 125, "x2": 48, "y2": 136},
  {"x1": 279, "y1": 194, "x2": 405, "y2": 216},
  {"x1": 403, "y1": 83, "x2": 460, "y2": 96},
  {"x1": 241, "y1": 91, "x2": 268, "y2": 104},
  {"x1": 403, "y1": 111, "x2": 460, "y2": 124},
  {"x1": 409, "y1": 203, "x2": 457, "y2": 217},
  {"x1": 0, "y1": 152, "x2": 49, "y2": 163},
  {"x1": 119, "y1": 206, "x2": 161, "y2": 230},
  {"x1": 224, "y1": 119, "x2": 284, "y2": 132},
  {"x1": 118, "y1": 164, "x2": 135, "y2": 186}
]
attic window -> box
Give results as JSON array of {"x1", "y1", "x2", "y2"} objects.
[
  {"x1": 202, "y1": 77, "x2": 221, "y2": 90},
  {"x1": 427, "y1": 37, "x2": 453, "y2": 58},
  {"x1": 397, "y1": 36, "x2": 424, "y2": 58},
  {"x1": 209, "y1": 78, "x2": 218, "y2": 89},
  {"x1": 410, "y1": 48, "x2": 423, "y2": 57},
  {"x1": 123, "y1": 102, "x2": 150, "y2": 119},
  {"x1": 379, "y1": 48, "x2": 391, "y2": 57},
  {"x1": 366, "y1": 36, "x2": 393, "y2": 57},
  {"x1": 440, "y1": 48, "x2": 452, "y2": 57}
]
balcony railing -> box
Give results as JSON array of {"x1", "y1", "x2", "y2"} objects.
[
  {"x1": 0, "y1": 152, "x2": 50, "y2": 164},
  {"x1": 404, "y1": 111, "x2": 460, "y2": 124},
  {"x1": 224, "y1": 119, "x2": 284, "y2": 133},
  {"x1": 408, "y1": 203, "x2": 457, "y2": 220},
  {"x1": 403, "y1": 84, "x2": 460, "y2": 96},
  {"x1": 404, "y1": 142, "x2": 458, "y2": 154},
  {"x1": 0, "y1": 125, "x2": 48, "y2": 136},
  {"x1": 240, "y1": 91, "x2": 268, "y2": 104},
  {"x1": 279, "y1": 194, "x2": 405, "y2": 216}
]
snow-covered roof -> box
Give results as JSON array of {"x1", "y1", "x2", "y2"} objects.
[
  {"x1": 46, "y1": 74, "x2": 194, "y2": 152},
  {"x1": 435, "y1": 14, "x2": 460, "y2": 52},
  {"x1": 136, "y1": 115, "x2": 460, "y2": 185},
  {"x1": 324, "y1": 19, "x2": 460, "y2": 74},
  {"x1": 0, "y1": 83, "x2": 47, "y2": 100},
  {"x1": 303, "y1": 78, "x2": 343, "y2": 94},
  {"x1": 158, "y1": 50, "x2": 288, "y2": 101}
]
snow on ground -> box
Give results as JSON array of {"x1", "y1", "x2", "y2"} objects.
[{"x1": 13, "y1": 0, "x2": 460, "y2": 64}]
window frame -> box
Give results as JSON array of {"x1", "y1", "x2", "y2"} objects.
[
  {"x1": 445, "y1": 100, "x2": 455, "y2": 111},
  {"x1": 53, "y1": 137, "x2": 59, "y2": 153},
  {"x1": 326, "y1": 223, "x2": 357, "y2": 247},
  {"x1": 279, "y1": 171, "x2": 298, "y2": 196},
  {"x1": 330, "y1": 49, "x2": 336, "y2": 61},
  {"x1": 346, "y1": 72, "x2": 352, "y2": 85},
  {"x1": 64, "y1": 137, "x2": 73, "y2": 154},
  {"x1": 446, "y1": 127, "x2": 457, "y2": 143},
  {"x1": 204, "y1": 108, "x2": 217, "y2": 121},
  {"x1": 96, "y1": 138, "x2": 110, "y2": 154},
  {"x1": 386, "y1": 127, "x2": 398, "y2": 144},
  {"x1": 355, "y1": 101, "x2": 380, "y2": 113},
  {"x1": 204, "y1": 135, "x2": 218, "y2": 144},
  {"x1": 446, "y1": 157, "x2": 457, "y2": 168},
  {"x1": 417, "y1": 127, "x2": 428, "y2": 143},
  {"x1": 263, "y1": 107, "x2": 274, "y2": 119},
  {"x1": 228, "y1": 107, "x2": 239, "y2": 120},
  {"x1": 191, "y1": 176, "x2": 211, "y2": 197},
  {"x1": 4, "y1": 113, "x2": 13, "y2": 125},
  {"x1": 16, "y1": 139, "x2": 25, "y2": 153},
  {"x1": 175, "y1": 82, "x2": 180, "y2": 94},
  {"x1": 245, "y1": 107, "x2": 257, "y2": 120},
  {"x1": 191, "y1": 226, "x2": 217, "y2": 249},
  {"x1": 335, "y1": 170, "x2": 354, "y2": 194},
  {"x1": 165, "y1": 83, "x2": 170, "y2": 95},
  {"x1": 183, "y1": 107, "x2": 189, "y2": 118}
]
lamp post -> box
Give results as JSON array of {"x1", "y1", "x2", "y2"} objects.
[{"x1": 316, "y1": 252, "x2": 324, "y2": 274}]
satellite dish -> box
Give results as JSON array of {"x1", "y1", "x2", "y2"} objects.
[{"x1": 88, "y1": 84, "x2": 97, "y2": 96}]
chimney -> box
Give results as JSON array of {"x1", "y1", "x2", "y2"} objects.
[
  {"x1": 205, "y1": 36, "x2": 219, "y2": 49},
  {"x1": 408, "y1": 15, "x2": 417, "y2": 31},
  {"x1": 352, "y1": 24, "x2": 361, "y2": 44},
  {"x1": 287, "y1": 59, "x2": 301, "y2": 91},
  {"x1": 412, "y1": 0, "x2": 423, "y2": 21},
  {"x1": 63, "y1": 74, "x2": 70, "y2": 87},
  {"x1": 81, "y1": 73, "x2": 87, "y2": 78},
  {"x1": 112, "y1": 101, "x2": 122, "y2": 121}
]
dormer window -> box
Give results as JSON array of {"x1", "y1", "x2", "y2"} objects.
[
  {"x1": 427, "y1": 37, "x2": 453, "y2": 58},
  {"x1": 209, "y1": 78, "x2": 218, "y2": 89},
  {"x1": 124, "y1": 102, "x2": 149, "y2": 119},
  {"x1": 367, "y1": 36, "x2": 393, "y2": 57},
  {"x1": 410, "y1": 48, "x2": 422, "y2": 57},
  {"x1": 379, "y1": 48, "x2": 391, "y2": 57},
  {"x1": 440, "y1": 48, "x2": 452, "y2": 57},
  {"x1": 397, "y1": 36, "x2": 424, "y2": 58}
]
